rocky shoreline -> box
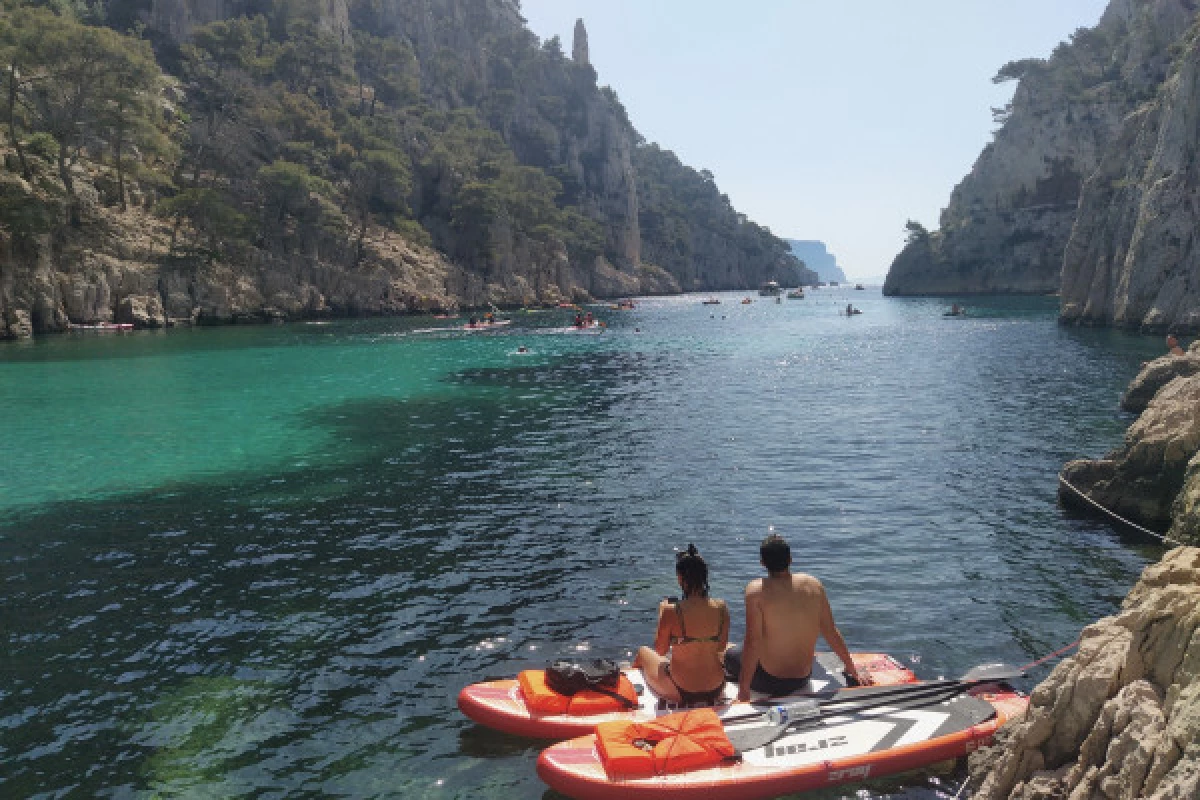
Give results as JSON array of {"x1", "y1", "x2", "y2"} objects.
[
  {"x1": 0, "y1": 200, "x2": 682, "y2": 341},
  {"x1": 968, "y1": 350, "x2": 1200, "y2": 799},
  {"x1": 1058, "y1": 345, "x2": 1200, "y2": 546},
  {"x1": 967, "y1": 546, "x2": 1199, "y2": 800}
]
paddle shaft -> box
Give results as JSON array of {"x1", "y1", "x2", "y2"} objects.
[{"x1": 722, "y1": 677, "x2": 1002, "y2": 728}]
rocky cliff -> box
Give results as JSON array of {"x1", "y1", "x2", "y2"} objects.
[
  {"x1": 967, "y1": 545, "x2": 1200, "y2": 800},
  {"x1": 1060, "y1": 19, "x2": 1200, "y2": 333},
  {"x1": 1059, "y1": 343, "x2": 1200, "y2": 544},
  {"x1": 0, "y1": 0, "x2": 806, "y2": 338},
  {"x1": 885, "y1": 0, "x2": 1196, "y2": 308}
]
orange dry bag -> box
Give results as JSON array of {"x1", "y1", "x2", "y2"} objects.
[{"x1": 518, "y1": 670, "x2": 638, "y2": 715}]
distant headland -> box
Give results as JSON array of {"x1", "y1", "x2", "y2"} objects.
[{"x1": 785, "y1": 240, "x2": 847, "y2": 284}]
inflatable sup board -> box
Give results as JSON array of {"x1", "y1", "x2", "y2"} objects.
[
  {"x1": 458, "y1": 653, "x2": 915, "y2": 740},
  {"x1": 537, "y1": 683, "x2": 1028, "y2": 800}
]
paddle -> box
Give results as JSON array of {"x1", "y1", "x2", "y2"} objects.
[{"x1": 723, "y1": 663, "x2": 1024, "y2": 752}]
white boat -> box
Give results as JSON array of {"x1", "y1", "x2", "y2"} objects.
[{"x1": 758, "y1": 280, "x2": 783, "y2": 297}]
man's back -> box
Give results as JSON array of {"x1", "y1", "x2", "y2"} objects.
[{"x1": 749, "y1": 572, "x2": 826, "y2": 679}]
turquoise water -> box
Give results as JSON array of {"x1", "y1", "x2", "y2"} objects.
[{"x1": 0, "y1": 290, "x2": 1165, "y2": 798}]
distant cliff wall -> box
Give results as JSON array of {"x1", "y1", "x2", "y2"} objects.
[
  {"x1": 885, "y1": 0, "x2": 1195, "y2": 303},
  {"x1": 786, "y1": 240, "x2": 846, "y2": 284},
  {"x1": 1060, "y1": 21, "x2": 1200, "y2": 333}
]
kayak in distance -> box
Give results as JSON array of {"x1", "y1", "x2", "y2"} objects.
[
  {"x1": 461, "y1": 319, "x2": 513, "y2": 330},
  {"x1": 69, "y1": 322, "x2": 133, "y2": 332},
  {"x1": 457, "y1": 652, "x2": 915, "y2": 740},
  {"x1": 408, "y1": 319, "x2": 514, "y2": 335}
]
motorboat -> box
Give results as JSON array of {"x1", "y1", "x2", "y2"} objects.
[{"x1": 758, "y1": 280, "x2": 782, "y2": 297}]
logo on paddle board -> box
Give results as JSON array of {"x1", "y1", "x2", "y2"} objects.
[
  {"x1": 828, "y1": 764, "x2": 872, "y2": 782},
  {"x1": 762, "y1": 734, "x2": 848, "y2": 758}
]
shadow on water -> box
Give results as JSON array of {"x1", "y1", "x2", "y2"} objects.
[
  {"x1": 456, "y1": 725, "x2": 544, "y2": 759},
  {"x1": 0, "y1": 352, "x2": 656, "y2": 798}
]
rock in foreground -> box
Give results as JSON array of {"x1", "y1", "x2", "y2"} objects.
[
  {"x1": 967, "y1": 547, "x2": 1200, "y2": 800},
  {"x1": 1060, "y1": 371, "x2": 1200, "y2": 537}
]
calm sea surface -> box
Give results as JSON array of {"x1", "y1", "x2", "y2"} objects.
[{"x1": 0, "y1": 290, "x2": 1166, "y2": 798}]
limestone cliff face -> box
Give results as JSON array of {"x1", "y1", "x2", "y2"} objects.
[
  {"x1": 0, "y1": 1, "x2": 800, "y2": 339},
  {"x1": 885, "y1": 0, "x2": 1194, "y2": 299},
  {"x1": 967, "y1": 546, "x2": 1200, "y2": 800},
  {"x1": 349, "y1": 0, "x2": 642, "y2": 283},
  {"x1": 0, "y1": 195, "x2": 458, "y2": 340},
  {"x1": 1061, "y1": 24, "x2": 1200, "y2": 333}
]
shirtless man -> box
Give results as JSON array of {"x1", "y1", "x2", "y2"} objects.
[
  {"x1": 1167, "y1": 334, "x2": 1185, "y2": 356},
  {"x1": 727, "y1": 534, "x2": 862, "y2": 700}
]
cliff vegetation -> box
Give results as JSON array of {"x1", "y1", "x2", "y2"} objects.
[{"x1": 0, "y1": 0, "x2": 811, "y2": 337}]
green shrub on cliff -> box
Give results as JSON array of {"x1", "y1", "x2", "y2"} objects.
[
  {"x1": 0, "y1": 5, "x2": 170, "y2": 223},
  {"x1": 0, "y1": 0, "x2": 803, "y2": 299}
]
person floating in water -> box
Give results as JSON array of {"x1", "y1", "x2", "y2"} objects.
[
  {"x1": 724, "y1": 534, "x2": 862, "y2": 699},
  {"x1": 950, "y1": 303, "x2": 964, "y2": 316},
  {"x1": 516, "y1": 346, "x2": 529, "y2": 354}
]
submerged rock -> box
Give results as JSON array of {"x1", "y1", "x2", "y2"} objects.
[{"x1": 967, "y1": 546, "x2": 1200, "y2": 800}]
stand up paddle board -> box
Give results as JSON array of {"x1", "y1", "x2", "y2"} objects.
[
  {"x1": 458, "y1": 652, "x2": 915, "y2": 740},
  {"x1": 537, "y1": 682, "x2": 1028, "y2": 800}
]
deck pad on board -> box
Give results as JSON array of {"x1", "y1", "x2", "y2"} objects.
[{"x1": 738, "y1": 692, "x2": 996, "y2": 766}]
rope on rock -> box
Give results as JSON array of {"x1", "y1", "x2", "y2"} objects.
[
  {"x1": 1019, "y1": 639, "x2": 1080, "y2": 673},
  {"x1": 1057, "y1": 475, "x2": 1188, "y2": 546}
]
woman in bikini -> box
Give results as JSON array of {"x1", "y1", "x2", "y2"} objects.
[{"x1": 633, "y1": 544, "x2": 730, "y2": 706}]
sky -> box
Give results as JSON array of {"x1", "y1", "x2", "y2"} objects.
[{"x1": 518, "y1": 0, "x2": 1110, "y2": 283}]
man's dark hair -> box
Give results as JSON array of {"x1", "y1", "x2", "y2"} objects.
[{"x1": 760, "y1": 534, "x2": 791, "y2": 573}]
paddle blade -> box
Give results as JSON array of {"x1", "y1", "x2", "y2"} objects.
[
  {"x1": 725, "y1": 721, "x2": 788, "y2": 753},
  {"x1": 960, "y1": 663, "x2": 1025, "y2": 683}
]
